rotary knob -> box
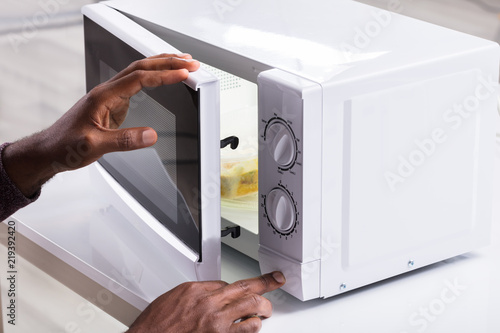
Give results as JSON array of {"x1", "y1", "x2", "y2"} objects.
[
  {"x1": 264, "y1": 120, "x2": 296, "y2": 169},
  {"x1": 265, "y1": 188, "x2": 296, "y2": 233}
]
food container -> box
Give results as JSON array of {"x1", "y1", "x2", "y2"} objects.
[
  {"x1": 221, "y1": 155, "x2": 258, "y2": 199},
  {"x1": 220, "y1": 105, "x2": 258, "y2": 200}
]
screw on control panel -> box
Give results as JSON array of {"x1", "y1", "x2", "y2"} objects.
[
  {"x1": 339, "y1": 283, "x2": 347, "y2": 291},
  {"x1": 408, "y1": 260, "x2": 415, "y2": 269}
]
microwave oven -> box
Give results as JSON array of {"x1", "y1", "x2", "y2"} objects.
[{"x1": 11, "y1": 0, "x2": 499, "y2": 307}]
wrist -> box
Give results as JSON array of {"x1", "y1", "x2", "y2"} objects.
[{"x1": 2, "y1": 131, "x2": 58, "y2": 198}]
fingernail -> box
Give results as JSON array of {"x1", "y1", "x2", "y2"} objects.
[
  {"x1": 142, "y1": 129, "x2": 157, "y2": 146},
  {"x1": 272, "y1": 271, "x2": 285, "y2": 284},
  {"x1": 178, "y1": 58, "x2": 198, "y2": 62}
]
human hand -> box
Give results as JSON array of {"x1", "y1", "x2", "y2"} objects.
[
  {"x1": 2, "y1": 54, "x2": 200, "y2": 197},
  {"x1": 126, "y1": 272, "x2": 286, "y2": 333}
]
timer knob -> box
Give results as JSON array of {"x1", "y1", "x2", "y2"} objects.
[
  {"x1": 265, "y1": 188, "x2": 296, "y2": 233},
  {"x1": 265, "y1": 120, "x2": 296, "y2": 168}
]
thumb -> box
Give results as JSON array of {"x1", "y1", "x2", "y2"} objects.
[{"x1": 99, "y1": 127, "x2": 158, "y2": 154}]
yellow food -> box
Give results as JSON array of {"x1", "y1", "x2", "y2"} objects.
[{"x1": 221, "y1": 158, "x2": 258, "y2": 199}]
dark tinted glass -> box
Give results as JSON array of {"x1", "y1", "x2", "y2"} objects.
[{"x1": 84, "y1": 17, "x2": 202, "y2": 256}]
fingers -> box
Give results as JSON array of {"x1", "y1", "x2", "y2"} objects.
[
  {"x1": 147, "y1": 52, "x2": 193, "y2": 60},
  {"x1": 96, "y1": 127, "x2": 158, "y2": 154},
  {"x1": 200, "y1": 280, "x2": 229, "y2": 292},
  {"x1": 81, "y1": 53, "x2": 202, "y2": 159},
  {"x1": 107, "y1": 54, "x2": 199, "y2": 83},
  {"x1": 106, "y1": 67, "x2": 191, "y2": 102},
  {"x1": 226, "y1": 292, "x2": 274, "y2": 333},
  {"x1": 221, "y1": 272, "x2": 286, "y2": 299},
  {"x1": 230, "y1": 317, "x2": 262, "y2": 333},
  {"x1": 142, "y1": 56, "x2": 199, "y2": 71},
  {"x1": 125, "y1": 275, "x2": 283, "y2": 333},
  {"x1": 227, "y1": 294, "x2": 273, "y2": 320}
]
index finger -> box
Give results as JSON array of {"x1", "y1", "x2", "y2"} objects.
[
  {"x1": 106, "y1": 68, "x2": 191, "y2": 101},
  {"x1": 107, "y1": 55, "x2": 200, "y2": 84},
  {"x1": 222, "y1": 272, "x2": 286, "y2": 298}
]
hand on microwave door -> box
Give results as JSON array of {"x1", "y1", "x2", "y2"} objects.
[
  {"x1": 2, "y1": 53, "x2": 200, "y2": 198},
  {"x1": 126, "y1": 272, "x2": 287, "y2": 333}
]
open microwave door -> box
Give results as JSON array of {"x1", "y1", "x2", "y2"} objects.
[{"x1": 10, "y1": 3, "x2": 221, "y2": 311}]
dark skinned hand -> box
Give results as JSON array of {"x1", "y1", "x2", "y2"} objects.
[
  {"x1": 126, "y1": 272, "x2": 286, "y2": 333},
  {"x1": 2, "y1": 53, "x2": 200, "y2": 197}
]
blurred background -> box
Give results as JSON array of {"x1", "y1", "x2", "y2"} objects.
[
  {"x1": 0, "y1": 0, "x2": 97, "y2": 143},
  {"x1": 0, "y1": 0, "x2": 499, "y2": 332},
  {"x1": 358, "y1": 0, "x2": 500, "y2": 43}
]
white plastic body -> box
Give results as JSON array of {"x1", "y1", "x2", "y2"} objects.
[
  {"x1": 12, "y1": 0, "x2": 500, "y2": 304},
  {"x1": 94, "y1": 0, "x2": 500, "y2": 301},
  {"x1": 316, "y1": 50, "x2": 499, "y2": 300},
  {"x1": 86, "y1": 0, "x2": 500, "y2": 301}
]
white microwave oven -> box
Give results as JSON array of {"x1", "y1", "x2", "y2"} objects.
[{"x1": 11, "y1": 0, "x2": 499, "y2": 307}]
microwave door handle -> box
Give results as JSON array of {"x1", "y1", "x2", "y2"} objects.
[{"x1": 220, "y1": 136, "x2": 239, "y2": 150}]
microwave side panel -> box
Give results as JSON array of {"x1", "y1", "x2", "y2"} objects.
[{"x1": 320, "y1": 42, "x2": 499, "y2": 298}]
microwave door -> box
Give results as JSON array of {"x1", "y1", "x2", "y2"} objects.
[
  {"x1": 8, "y1": 3, "x2": 221, "y2": 310},
  {"x1": 83, "y1": 1, "x2": 221, "y2": 276}
]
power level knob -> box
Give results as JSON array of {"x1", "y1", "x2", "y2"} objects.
[
  {"x1": 265, "y1": 120, "x2": 296, "y2": 168},
  {"x1": 265, "y1": 188, "x2": 296, "y2": 233}
]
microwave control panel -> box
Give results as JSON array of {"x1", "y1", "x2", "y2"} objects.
[
  {"x1": 263, "y1": 117, "x2": 298, "y2": 171},
  {"x1": 258, "y1": 73, "x2": 304, "y2": 262}
]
